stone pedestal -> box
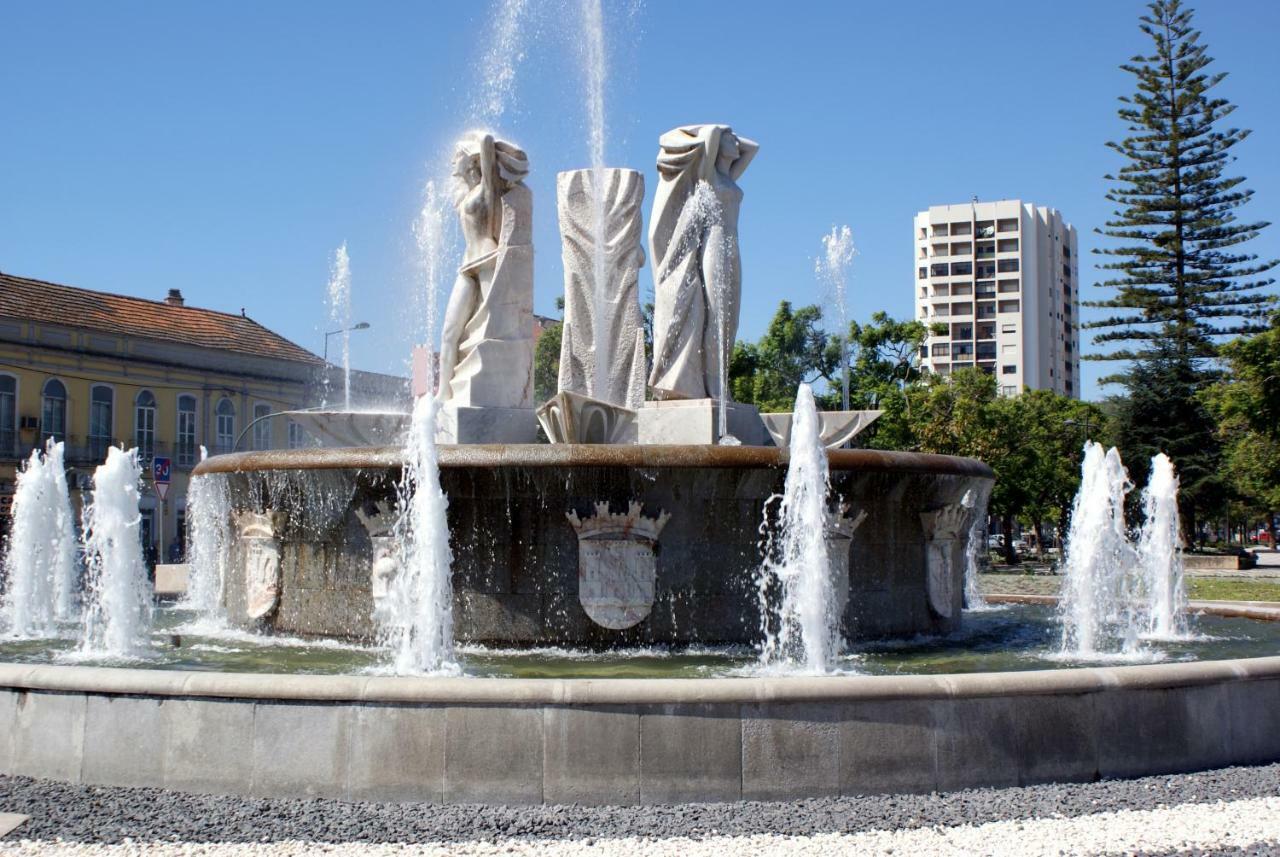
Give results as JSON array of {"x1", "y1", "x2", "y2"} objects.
[
  {"x1": 636, "y1": 399, "x2": 767, "y2": 446},
  {"x1": 437, "y1": 404, "x2": 537, "y2": 444}
]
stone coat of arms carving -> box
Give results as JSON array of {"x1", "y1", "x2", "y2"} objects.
[
  {"x1": 567, "y1": 501, "x2": 670, "y2": 630},
  {"x1": 235, "y1": 510, "x2": 285, "y2": 620},
  {"x1": 355, "y1": 502, "x2": 400, "y2": 605},
  {"x1": 919, "y1": 503, "x2": 973, "y2": 620}
]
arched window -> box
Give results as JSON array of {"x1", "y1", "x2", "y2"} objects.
[
  {"x1": 135, "y1": 390, "x2": 157, "y2": 463},
  {"x1": 252, "y1": 403, "x2": 272, "y2": 451},
  {"x1": 176, "y1": 395, "x2": 198, "y2": 466},
  {"x1": 215, "y1": 398, "x2": 236, "y2": 454},
  {"x1": 0, "y1": 375, "x2": 16, "y2": 457},
  {"x1": 41, "y1": 379, "x2": 67, "y2": 445},
  {"x1": 89, "y1": 385, "x2": 114, "y2": 460}
]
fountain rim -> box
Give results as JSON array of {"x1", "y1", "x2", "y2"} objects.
[
  {"x1": 192, "y1": 444, "x2": 995, "y2": 479},
  {"x1": 0, "y1": 654, "x2": 1276, "y2": 705}
]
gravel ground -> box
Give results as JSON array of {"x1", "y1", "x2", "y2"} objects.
[{"x1": 1, "y1": 764, "x2": 1278, "y2": 855}]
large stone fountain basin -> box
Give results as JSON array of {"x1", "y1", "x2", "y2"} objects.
[
  {"x1": 2, "y1": 652, "x2": 1278, "y2": 803},
  {"x1": 193, "y1": 444, "x2": 994, "y2": 647}
]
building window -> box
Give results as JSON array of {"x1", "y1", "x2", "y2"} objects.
[
  {"x1": 1001, "y1": 385, "x2": 1017, "y2": 396},
  {"x1": 951, "y1": 261, "x2": 973, "y2": 276},
  {"x1": 1002, "y1": 365, "x2": 1017, "y2": 375},
  {"x1": 975, "y1": 221, "x2": 995, "y2": 238},
  {"x1": 288, "y1": 421, "x2": 306, "y2": 450},
  {"x1": 89, "y1": 385, "x2": 114, "y2": 460},
  {"x1": 997, "y1": 218, "x2": 1018, "y2": 233},
  {"x1": 998, "y1": 300, "x2": 1021, "y2": 314},
  {"x1": 998, "y1": 238, "x2": 1019, "y2": 253},
  {"x1": 135, "y1": 390, "x2": 157, "y2": 463},
  {"x1": 41, "y1": 379, "x2": 67, "y2": 445},
  {"x1": 1001, "y1": 322, "x2": 1017, "y2": 334},
  {"x1": 918, "y1": 266, "x2": 928, "y2": 280},
  {"x1": 216, "y1": 398, "x2": 236, "y2": 454},
  {"x1": 176, "y1": 395, "x2": 198, "y2": 466},
  {"x1": 997, "y1": 258, "x2": 1019, "y2": 273},
  {"x1": 0, "y1": 375, "x2": 15, "y2": 456},
  {"x1": 931, "y1": 263, "x2": 949, "y2": 277},
  {"x1": 931, "y1": 224, "x2": 949, "y2": 237},
  {"x1": 253, "y1": 403, "x2": 272, "y2": 451},
  {"x1": 998, "y1": 279, "x2": 1019, "y2": 293},
  {"x1": 950, "y1": 222, "x2": 971, "y2": 236}
]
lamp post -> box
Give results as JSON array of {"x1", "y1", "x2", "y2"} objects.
[{"x1": 323, "y1": 322, "x2": 370, "y2": 362}]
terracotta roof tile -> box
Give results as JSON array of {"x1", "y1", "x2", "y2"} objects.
[{"x1": 0, "y1": 271, "x2": 322, "y2": 365}]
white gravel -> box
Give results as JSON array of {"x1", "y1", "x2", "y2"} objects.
[{"x1": 6, "y1": 794, "x2": 1280, "y2": 856}]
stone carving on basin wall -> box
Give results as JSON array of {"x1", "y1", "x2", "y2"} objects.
[
  {"x1": 567, "y1": 501, "x2": 671, "y2": 630},
  {"x1": 234, "y1": 510, "x2": 286, "y2": 621},
  {"x1": 828, "y1": 504, "x2": 869, "y2": 616},
  {"x1": 355, "y1": 502, "x2": 400, "y2": 605},
  {"x1": 919, "y1": 503, "x2": 974, "y2": 621},
  {"x1": 648, "y1": 124, "x2": 758, "y2": 401}
]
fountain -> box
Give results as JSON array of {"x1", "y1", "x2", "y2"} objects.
[
  {"x1": 78, "y1": 447, "x2": 151, "y2": 657},
  {"x1": 1139, "y1": 452, "x2": 1189, "y2": 639},
  {"x1": 326, "y1": 242, "x2": 353, "y2": 411},
  {"x1": 757, "y1": 384, "x2": 840, "y2": 673},
  {"x1": 180, "y1": 447, "x2": 231, "y2": 626},
  {"x1": 1, "y1": 2, "x2": 1277, "y2": 812},
  {"x1": 1, "y1": 440, "x2": 76, "y2": 637},
  {"x1": 817, "y1": 225, "x2": 856, "y2": 411}
]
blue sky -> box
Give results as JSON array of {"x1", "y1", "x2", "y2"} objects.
[{"x1": 2, "y1": 0, "x2": 1278, "y2": 401}]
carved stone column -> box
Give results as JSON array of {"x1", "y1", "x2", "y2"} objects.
[{"x1": 919, "y1": 503, "x2": 974, "y2": 621}]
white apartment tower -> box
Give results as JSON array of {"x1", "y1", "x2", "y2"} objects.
[{"x1": 914, "y1": 200, "x2": 1080, "y2": 398}]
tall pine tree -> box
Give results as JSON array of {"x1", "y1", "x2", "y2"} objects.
[
  {"x1": 1088, "y1": 0, "x2": 1276, "y2": 542},
  {"x1": 1089, "y1": 0, "x2": 1276, "y2": 361}
]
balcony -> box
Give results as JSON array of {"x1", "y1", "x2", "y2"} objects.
[{"x1": 976, "y1": 346, "x2": 997, "y2": 361}]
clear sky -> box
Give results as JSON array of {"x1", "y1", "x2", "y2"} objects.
[{"x1": 2, "y1": 0, "x2": 1278, "y2": 401}]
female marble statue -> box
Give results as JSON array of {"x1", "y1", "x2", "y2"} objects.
[
  {"x1": 647, "y1": 124, "x2": 758, "y2": 400},
  {"x1": 437, "y1": 132, "x2": 534, "y2": 407}
]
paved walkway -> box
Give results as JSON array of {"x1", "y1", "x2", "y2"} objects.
[{"x1": 1, "y1": 765, "x2": 1279, "y2": 855}]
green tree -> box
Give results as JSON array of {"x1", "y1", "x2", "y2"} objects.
[
  {"x1": 820, "y1": 312, "x2": 944, "y2": 411},
  {"x1": 1087, "y1": 0, "x2": 1276, "y2": 362},
  {"x1": 1204, "y1": 314, "x2": 1280, "y2": 542},
  {"x1": 1087, "y1": 0, "x2": 1275, "y2": 540},
  {"x1": 729, "y1": 301, "x2": 831, "y2": 412},
  {"x1": 533, "y1": 296, "x2": 565, "y2": 405}
]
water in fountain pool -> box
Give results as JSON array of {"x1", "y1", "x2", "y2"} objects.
[
  {"x1": 1, "y1": 602, "x2": 1275, "y2": 678},
  {"x1": 78, "y1": 447, "x2": 152, "y2": 658},
  {"x1": 0, "y1": 440, "x2": 77, "y2": 637},
  {"x1": 757, "y1": 383, "x2": 840, "y2": 674}
]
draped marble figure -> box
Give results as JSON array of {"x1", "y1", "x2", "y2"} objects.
[
  {"x1": 437, "y1": 132, "x2": 534, "y2": 408},
  {"x1": 647, "y1": 125, "x2": 758, "y2": 400}
]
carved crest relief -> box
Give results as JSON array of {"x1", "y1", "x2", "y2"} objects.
[
  {"x1": 920, "y1": 503, "x2": 973, "y2": 620},
  {"x1": 355, "y1": 502, "x2": 400, "y2": 604},
  {"x1": 567, "y1": 501, "x2": 671, "y2": 630},
  {"x1": 828, "y1": 504, "x2": 868, "y2": 616},
  {"x1": 235, "y1": 510, "x2": 285, "y2": 620}
]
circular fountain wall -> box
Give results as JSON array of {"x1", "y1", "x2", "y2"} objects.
[{"x1": 194, "y1": 444, "x2": 993, "y2": 647}]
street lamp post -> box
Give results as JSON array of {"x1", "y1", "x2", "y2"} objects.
[{"x1": 324, "y1": 322, "x2": 370, "y2": 362}]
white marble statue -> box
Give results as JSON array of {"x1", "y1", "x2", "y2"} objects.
[
  {"x1": 437, "y1": 132, "x2": 534, "y2": 409},
  {"x1": 648, "y1": 124, "x2": 758, "y2": 401},
  {"x1": 556, "y1": 168, "x2": 647, "y2": 410}
]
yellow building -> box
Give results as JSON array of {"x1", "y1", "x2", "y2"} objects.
[{"x1": 0, "y1": 271, "x2": 326, "y2": 561}]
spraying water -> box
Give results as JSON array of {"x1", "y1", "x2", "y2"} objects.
[
  {"x1": 78, "y1": 447, "x2": 151, "y2": 657},
  {"x1": 377, "y1": 183, "x2": 457, "y2": 675},
  {"x1": 1137, "y1": 453, "x2": 1188, "y2": 639},
  {"x1": 1057, "y1": 442, "x2": 1140, "y2": 659},
  {"x1": 181, "y1": 446, "x2": 231, "y2": 625},
  {"x1": 757, "y1": 384, "x2": 839, "y2": 673},
  {"x1": 474, "y1": 0, "x2": 532, "y2": 124},
  {"x1": 816, "y1": 226, "x2": 856, "y2": 410},
  {"x1": 1, "y1": 440, "x2": 77, "y2": 636},
  {"x1": 961, "y1": 483, "x2": 992, "y2": 610},
  {"x1": 327, "y1": 243, "x2": 353, "y2": 411}
]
